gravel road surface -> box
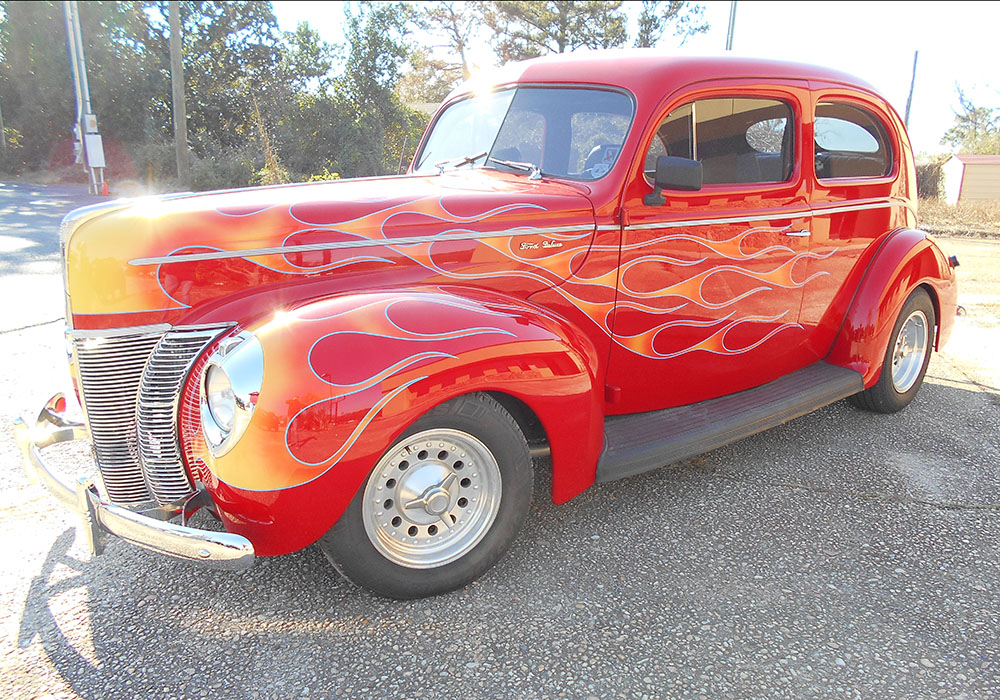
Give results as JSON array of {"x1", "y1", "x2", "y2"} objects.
[{"x1": 1, "y1": 182, "x2": 997, "y2": 699}]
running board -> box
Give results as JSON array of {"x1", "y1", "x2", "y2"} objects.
[{"x1": 596, "y1": 362, "x2": 863, "y2": 483}]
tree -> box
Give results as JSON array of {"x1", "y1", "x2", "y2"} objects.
[
  {"x1": 634, "y1": 0, "x2": 708, "y2": 48},
  {"x1": 0, "y1": 0, "x2": 427, "y2": 186},
  {"x1": 482, "y1": 1, "x2": 629, "y2": 63},
  {"x1": 417, "y1": 1, "x2": 478, "y2": 80},
  {"x1": 335, "y1": 1, "x2": 424, "y2": 176},
  {"x1": 281, "y1": 21, "x2": 337, "y2": 93},
  {"x1": 941, "y1": 85, "x2": 1000, "y2": 154},
  {"x1": 0, "y1": 1, "x2": 75, "y2": 173},
  {"x1": 396, "y1": 48, "x2": 460, "y2": 104},
  {"x1": 147, "y1": 1, "x2": 290, "y2": 151},
  {"x1": 0, "y1": 1, "x2": 162, "y2": 175}
]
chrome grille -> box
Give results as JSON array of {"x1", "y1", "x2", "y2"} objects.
[
  {"x1": 137, "y1": 328, "x2": 225, "y2": 504},
  {"x1": 75, "y1": 325, "x2": 227, "y2": 506},
  {"x1": 75, "y1": 330, "x2": 164, "y2": 504}
]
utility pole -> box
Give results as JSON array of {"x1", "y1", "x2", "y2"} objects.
[
  {"x1": 0, "y1": 95, "x2": 6, "y2": 152},
  {"x1": 62, "y1": 0, "x2": 106, "y2": 194},
  {"x1": 169, "y1": 1, "x2": 190, "y2": 187},
  {"x1": 904, "y1": 50, "x2": 919, "y2": 128},
  {"x1": 725, "y1": 1, "x2": 737, "y2": 51}
]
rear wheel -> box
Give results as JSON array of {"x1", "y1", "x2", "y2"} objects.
[
  {"x1": 849, "y1": 288, "x2": 935, "y2": 414},
  {"x1": 318, "y1": 393, "x2": 532, "y2": 599}
]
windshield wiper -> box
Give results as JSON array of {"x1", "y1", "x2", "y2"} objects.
[
  {"x1": 434, "y1": 150, "x2": 488, "y2": 174},
  {"x1": 488, "y1": 157, "x2": 543, "y2": 180}
]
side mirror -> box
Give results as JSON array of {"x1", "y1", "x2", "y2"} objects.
[{"x1": 644, "y1": 155, "x2": 703, "y2": 206}]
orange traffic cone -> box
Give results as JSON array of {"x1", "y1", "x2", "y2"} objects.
[{"x1": 100, "y1": 181, "x2": 110, "y2": 196}]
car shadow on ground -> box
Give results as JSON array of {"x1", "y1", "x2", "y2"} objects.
[{"x1": 17, "y1": 379, "x2": 999, "y2": 698}]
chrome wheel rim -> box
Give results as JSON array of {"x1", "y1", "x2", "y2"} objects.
[
  {"x1": 362, "y1": 428, "x2": 502, "y2": 569},
  {"x1": 890, "y1": 309, "x2": 929, "y2": 393}
]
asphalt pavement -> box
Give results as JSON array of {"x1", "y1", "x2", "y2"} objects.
[{"x1": 1, "y1": 182, "x2": 997, "y2": 699}]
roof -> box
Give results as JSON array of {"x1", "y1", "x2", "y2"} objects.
[
  {"x1": 951, "y1": 154, "x2": 1000, "y2": 165},
  {"x1": 446, "y1": 50, "x2": 880, "y2": 104}
]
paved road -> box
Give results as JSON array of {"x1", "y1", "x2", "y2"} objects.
[
  {"x1": 1, "y1": 183, "x2": 997, "y2": 699},
  {"x1": 0, "y1": 182, "x2": 103, "y2": 334}
]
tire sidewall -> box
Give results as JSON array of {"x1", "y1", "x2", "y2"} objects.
[
  {"x1": 319, "y1": 394, "x2": 532, "y2": 599},
  {"x1": 877, "y1": 289, "x2": 935, "y2": 411}
]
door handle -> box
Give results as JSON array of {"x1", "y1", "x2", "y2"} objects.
[{"x1": 785, "y1": 229, "x2": 811, "y2": 237}]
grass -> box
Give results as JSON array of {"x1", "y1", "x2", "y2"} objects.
[{"x1": 918, "y1": 198, "x2": 1000, "y2": 238}]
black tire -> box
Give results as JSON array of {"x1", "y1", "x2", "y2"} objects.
[
  {"x1": 848, "y1": 288, "x2": 935, "y2": 414},
  {"x1": 318, "y1": 393, "x2": 532, "y2": 599}
]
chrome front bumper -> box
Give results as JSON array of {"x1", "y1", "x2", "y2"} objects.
[{"x1": 14, "y1": 393, "x2": 255, "y2": 570}]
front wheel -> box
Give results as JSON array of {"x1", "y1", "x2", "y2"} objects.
[
  {"x1": 318, "y1": 393, "x2": 532, "y2": 599},
  {"x1": 849, "y1": 288, "x2": 935, "y2": 414}
]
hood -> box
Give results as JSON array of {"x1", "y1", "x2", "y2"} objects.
[{"x1": 64, "y1": 170, "x2": 597, "y2": 330}]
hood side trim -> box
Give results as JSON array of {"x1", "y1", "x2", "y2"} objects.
[{"x1": 128, "y1": 224, "x2": 602, "y2": 267}]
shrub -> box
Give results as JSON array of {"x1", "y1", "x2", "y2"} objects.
[
  {"x1": 188, "y1": 143, "x2": 258, "y2": 192},
  {"x1": 915, "y1": 160, "x2": 945, "y2": 199},
  {"x1": 127, "y1": 141, "x2": 177, "y2": 190},
  {"x1": 305, "y1": 168, "x2": 341, "y2": 182}
]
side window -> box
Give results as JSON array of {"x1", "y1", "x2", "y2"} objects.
[
  {"x1": 814, "y1": 102, "x2": 892, "y2": 179},
  {"x1": 644, "y1": 97, "x2": 794, "y2": 185}
]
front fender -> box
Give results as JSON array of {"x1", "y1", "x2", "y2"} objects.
[
  {"x1": 826, "y1": 229, "x2": 957, "y2": 387},
  {"x1": 197, "y1": 287, "x2": 603, "y2": 556}
]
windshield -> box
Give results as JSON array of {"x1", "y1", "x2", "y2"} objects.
[{"x1": 414, "y1": 87, "x2": 635, "y2": 181}]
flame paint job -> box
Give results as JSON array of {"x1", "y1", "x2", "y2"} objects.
[
  {"x1": 64, "y1": 173, "x2": 596, "y2": 327},
  {"x1": 57, "y1": 55, "x2": 958, "y2": 558},
  {"x1": 179, "y1": 289, "x2": 602, "y2": 554}
]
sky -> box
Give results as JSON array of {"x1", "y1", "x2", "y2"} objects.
[{"x1": 271, "y1": 0, "x2": 1000, "y2": 156}]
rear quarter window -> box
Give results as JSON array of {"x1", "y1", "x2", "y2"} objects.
[{"x1": 814, "y1": 102, "x2": 893, "y2": 179}]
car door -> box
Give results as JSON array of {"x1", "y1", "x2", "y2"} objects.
[
  {"x1": 796, "y1": 88, "x2": 910, "y2": 358},
  {"x1": 606, "y1": 82, "x2": 815, "y2": 414}
]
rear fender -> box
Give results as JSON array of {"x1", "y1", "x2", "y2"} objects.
[
  {"x1": 826, "y1": 229, "x2": 956, "y2": 386},
  {"x1": 195, "y1": 287, "x2": 603, "y2": 555}
]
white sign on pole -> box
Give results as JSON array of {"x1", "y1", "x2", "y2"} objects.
[{"x1": 83, "y1": 133, "x2": 106, "y2": 168}]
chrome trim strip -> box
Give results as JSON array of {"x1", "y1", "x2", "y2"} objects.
[
  {"x1": 175, "y1": 322, "x2": 236, "y2": 332},
  {"x1": 123, "y1": 200, "x2": 907, "y2": 264},
  {"x1": 810, "y1": 200, "x2": 902, "y2": 217},
  {"x1": 624, "y1": 200, "x2": 902, "y2": 232},
  {"x1": 626, "y1": 211, "x2": 808, "y2": 232},
  {"x1": 127, "y1": 225, "x2": 598, "y2": 267},
  {"x1": 68, "y1": 324, "x2": 173, "y2": 340},
  {"x1": 68, "y1": 322, "x2": 233, "y2": 340}
]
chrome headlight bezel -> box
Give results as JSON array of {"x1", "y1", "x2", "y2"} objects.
[{"x1": 200, "y1": 332, "x2": 264, "y2": 458}]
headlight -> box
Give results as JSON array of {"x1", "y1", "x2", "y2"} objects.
[
  {"x1": 205, "y1": 365, "x2": 235, "y2": 432},
  {"x1": 201, "y1": 332, "x2": 264, "y2": 457}
]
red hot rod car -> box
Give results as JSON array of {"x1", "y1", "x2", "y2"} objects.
[{"x1": 16, "y1": 53, "x2": 958, "y2": 598}]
